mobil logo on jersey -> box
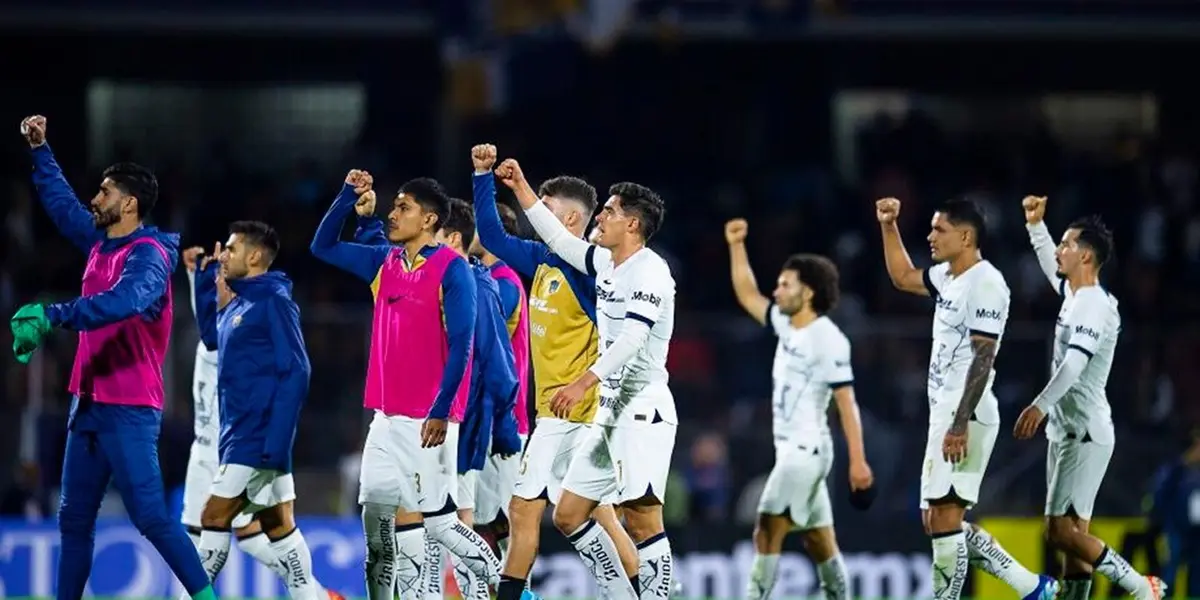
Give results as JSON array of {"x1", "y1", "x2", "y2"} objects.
[
  {"x1": 1074, "y1": 324, "x2": 1101, "y2": 340},
  {"x1": 974, "y1": 307, "x2": 1003, "y2": 321},
  {"x1": 631, "y1": 290, "x2": 661, "y2": 307}
]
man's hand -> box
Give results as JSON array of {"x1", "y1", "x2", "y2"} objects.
[
  {"x1": 21, "y1": 115, "x2": 46, "y2": 148},
  {"x1": 876, "y1": 197, "x2": 901, "y2": 225},
  {"x1": 472, "y1": 144, "x2": 498, "y2": 173},
  {"x1": 355, "y1": 190, "x2": 377, "y2": 218},
  {"x1": 942, "y1": 425, "x2": 968, "y2": 464},
  {"x1": 1022, "y1": 195, "x2": 1047, "y2": 225},
  {"x1": 849, "y1": 459, "x2": 874, "y2": 491},
  {"x1": 345, "y1": 169, "x2": 373, "y2": 195},
  {"x1": 495, "y1": 158, "x2": 527, "y2": 191},
  {"x1": 421, "y1": 418, "x2": 448, "y2": 448},
  {"x1": 725, "y1": 218, "x2": 749, "y2": 245},
  {"x1": 202, "y1": 242, "x2": 235, "y2": 310},
  {"x1": 11, "y1": 303, "x2": 51, "y2": 363},
  {"x1": 1013, "y1": 405, "x2": 1047, "y2": 440},
  {"x1": 182, "y1": 246, "x2": 205, "y2": 273},
  {"x1": 550, "y1": 374, "x2": 595, "y2": 418}
]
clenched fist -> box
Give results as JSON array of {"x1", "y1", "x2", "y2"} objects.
[
  {"x1": 725, "y1": 219, "x2": 749, "y2": 245},
  {"x1": 472, "y1": 144, "x2": 497, "y2": 173},
  {"x1": 1022, "y1": 195, "x2": 1047, "y2": 225},
  {"x1": 345, "y1": 170, "x2": 373, "y2": 195},
  {"x1": 876, "y1": 197, "x2": 901, "y2": 225},
  {"x1": 494, "y1": 158, "x2": 526, "y2": 190},
  {"x1": 355, "y1": 190, "x2": 377, "y2": 218},
  {"x1": 21, "y1": 115, "x2": 46, "y2": 148}
]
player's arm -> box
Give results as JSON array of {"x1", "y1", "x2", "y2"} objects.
[
  {"x1": 496, "y1": 278, "x2": 522, "y2": 327},
  {"x1": 44, "y1": 243, "x2": 170, "y2": 331},
  {"x1": 478, "y1": 291, "x2": 522, "y2": 454},
  {"x1": 825, "y1": 338, "x2": 868, "y2": 472},
  {"x1": 353, "y1": 215, "x2": 389, "y2": 246},
  {"x1": 29, "y1": 145, "x2": 104, "y2": 253},
  {"x1": 950, "y1": 278, "x2": 1010, "y2": 433},
  {"x1": 875, "y1": 198, "x2": 932, "y2": 297},
  {"x1": 1022, "y1": 195, "x2": 1065, "y2": 294},
  {"x1": 309, "y1": 182, "x2": 392, "y2": 283},
  {"x1": 474, "y1": 171, "x2": 552, "y2": 277},
  {"x1": 262, "y1": 296, "x2": 311, "y2": 467},
  {"x1": 429, "y1": 258, "x2": 478, "y2": 419},
  {"x1": 523, "y1": 199, "x2": 610, "y2": 276},
  {"x1": 724, "y1": 219, "x2": 771, "y2": 325},
  {"x1": 1030, "y1": 291, "x2": 1107, "y2": 412},
  {"x1": 192, "y1": 262, "x2": 220, "y2": 350}
]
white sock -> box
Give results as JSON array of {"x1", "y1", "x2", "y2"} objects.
[
  {"x1": 362, "y1": 503, "x2": 398, "y2": 600},
  {"x1": 392, "y1": 525, "x2": 425, "y2": 599},
  {"x1": 451, "y1": 552, "x2": 490, "y2": 600},
  {"x1": 931, "y1": 531, "x2": 969, "y2": 600},
  {"x1": 637, "y1": 534, "x2": 674, "y2": 600},
  {"x1": 418, "y1": 534, "x2": 445, "y2": 600},
  {"x1": 745, "y1": 553, "x2": 779, "y2": 600},
  {"x1": 198, "y1": 529, "x2": 232, "y2": 582},
  {"x1": 1093, "y1": 546, "x2": 1152, "y2": 598},
  {"x1": 424, "y1": 512, "x2": 502, "y2": 586},
  {"x1": 961, "y1": 522, "x2": 1041, "y2": 597},
  {"x1": 1060, "y1": 575, "x2": 1093, "y2": 600},
  {"x1": 567, "y1": 519, "x2": 638, "y2": 600},
  {"x1": 238, "y1": 533, "x2": 281, "y2": 570},
  {"x1": 816, "y1": 554, "x2": 850, "y2": 600},
  {"x1": 270, "y1": 529, "x2": 323, "y2": 600}
]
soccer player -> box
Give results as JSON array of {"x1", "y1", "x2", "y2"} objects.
[
  {"x1": 310, "y1": 171, "x2": 501, "y2": 600},
  {"x1": 501, "y1": 156, "x2": 676, "y2": 600},
  {"x1": 190, "y1": 221, "x2": 323, "y2": 600},
  {"x1": 1014, "y1": 196, "x2": 1166, "y2": 600},
  {"x1": 875, "y1": 197, "x2": 1057, "y2": 600},
  {"x1": 471, "y1": 145, "x2": 639, "y2": 600},
  {"x1": 11, "y1": 115, "x2": 214, "y2": 600},
  {"x1": 181, "y1": 246, "x2": 345, "y2": 600},
  {"x1": 466, "y1": 197, "x2": 530, "y2": 558},
  {"x1": 723, "y1": 218, "x2": 872, "y2": 600}
]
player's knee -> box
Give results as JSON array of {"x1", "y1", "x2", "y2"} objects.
[
  {"x1": 800, "y1": 527, "x2": 838, "y2": 562},
  {"x1": 752, "y1": 515, "x2": 788, "y2": 554},
  {"x1": 1044, "y1": 517, "x2": 1076, "y2": 548},
  {"x1": 57, "y1": 504, "x2": 95, "y2": 535},
  {"x1": 130, "y1": 503, "x2": 174, "y2": 536},
  {"x1": 551, "y1": 503, "x2": 587, "y2": 535}
]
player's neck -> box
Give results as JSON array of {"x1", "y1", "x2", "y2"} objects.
[
  {"x1": 789, "y1": 308, "x2": 819, "y2": 329},
  {"x1": 403, "y1": 234, "x2": 436, "y2": 259},
  {"x1": 1066, "y1": 269, "x2": 1099, "y2": 293},
  {"x1": 243, "y1": 266, "x2": 268, "y2": 279},
  {"x1": 106, "y1": 219, "x2": 141, "y2": 239},
  {"x1": 947, "y1": 250, "x2": 983, "y2": 277},
  {"x1": 609, "y1": 239, "x2": 645, "y2": 267}
]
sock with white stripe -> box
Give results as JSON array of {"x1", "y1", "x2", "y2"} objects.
[
  {"x1": 567, "y1": 519, "x2": 638, "y2": 600},
  {"x1": 961, "y1": 522, "x2": 1040, "y2": 597}
]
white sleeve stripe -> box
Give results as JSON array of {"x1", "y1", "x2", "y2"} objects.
[{"x1": 1066, "y1": 343, "x2": 1094, "y2": 360}]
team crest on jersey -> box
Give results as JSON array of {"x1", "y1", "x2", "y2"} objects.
[
  {"x1": 231, "y1": 315, "x2": 242, "y2": 327},
  {"x1": 546, "y1": 279, "x2": 561, "y2": 295}
]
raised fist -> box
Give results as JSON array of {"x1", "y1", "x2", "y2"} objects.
[
  {"x1": 724, "y1": 219, "x2": 749, "y2": 245},
  {"x1": 21, "y1": 115, "x2": 46, "y2": 148},
  {"x1": 1022, "y1": 195, "x2": 1047, "y2": 225},
  {"x1": 182, "y1": 246, "x2": 205, "y2": 273},
  {"x1": 472, "y1": 144, "x2": 497, "y2": 172},
  {"x1": 876, "y1": 197, "x2": 901, "y2": 225},
  {"x1": 345, "y1": 170, "x2": 373, "y2": 195},
  {"x1": 494, "y1": 158, "x2": 526, "y2": 190},
  {"x1": 355, "y1": 190, "x2": 377, "y2": 218}
]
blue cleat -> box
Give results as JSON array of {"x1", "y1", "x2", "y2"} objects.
[
  {"x1": 1023, "y1": 574, "x2": 1060, "y2": 600},
  {"x1": 519, "y1": 589, "x2": 544, "y2": 600}
]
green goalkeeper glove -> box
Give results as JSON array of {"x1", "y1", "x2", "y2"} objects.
[{"x1": 11, "y1": 303, "x2": 51, "y2": 364}]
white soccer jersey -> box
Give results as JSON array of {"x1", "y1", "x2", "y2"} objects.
[
  {"x1": 1027, "y1": 222, "x2": 1120, "y2": 444},
  {"x1": 765, "y1": 309, "x2": 854, "y2": 443},
  {"x1": 187, "y1": 269, "x2": 221, "y2": 461},
  {"x1": 921, "y1": 260, "x2": 1010, "y2": 426}
]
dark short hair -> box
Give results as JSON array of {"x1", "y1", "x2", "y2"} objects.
[
  {"x1": 781, "y1": 254, "x2": 841, "y2": 315},
  {"x1": 609, "y1": 182, "x2": 665, "y2": 241},
  {"x1": 229, "y1": 220, "x2": 280, "y2": 264},
  {"x1": 496, "y1": 202, "x2": 520, "y2": 236},
  {"x1": 443, "y1": 198, "x2": 476, "y2": 250},
  {"x1": 1067, "y1": 214, "x2": 1114, "y2": 268},
  {"x1": 936, "y1": 199, "x2": 988, "y2": 249},
  {"x1": 102, "y1": 162, "x2": 158, "y2": 220},
  {"x1": 539, "y1": 176, "x2": 597, "y2": 216},
  {"x1": 399, "y1": 178, "x2": 451, "y2": 231}
]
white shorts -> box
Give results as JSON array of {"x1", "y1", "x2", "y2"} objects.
[
  {"x1": 514, "y1": 419, "x2": 596, "y2": 504},
  {"x1": 181, "y1": 446, "x2": 255, "y2": 530},
  {"x1": 561, "y1": 420, "x2": 677, "y2": 505},
  {"x1": 474, "y1": 435, "x2": 526, "y2": 523},
  {"x1": 757, "y1": 438, "x2": 835, "y2": 530},
  {"x1": 358, "y1": 412, "x2": 460, "y2": 513},
  {"x1": 919, "y1": 420, "x2": 998, "y2": 510},
  {"x1": 458, "y1": 470, "x2": 479, "y2": 511},
  {"x1": 1045, "y1": 436, "x2": 1113, "y2": 520},
  {"x1": 210, "y1": 463, "x2": 297, "y2": 514}
]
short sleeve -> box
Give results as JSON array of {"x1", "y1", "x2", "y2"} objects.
[
  {"x1": 963, "y1": 273, "x2": 1010, "y2": 339},
  {"x1": 764, "y1": 303, "x2": 791, "y2": 337},
  {"x1": 624, "y1": 261, "x2": 674, "y2": 328},
  {"x1": 823, "y1": 332, "x2": 854, "y2": 389},
  {"x1": 922, "y1": 262, "x2": 950, "y2": 298},
  {"x1": 1065, "y1": 289, "x2": 1110, "y2": 359}
]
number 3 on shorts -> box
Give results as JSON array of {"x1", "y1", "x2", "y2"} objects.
[{"x1": 414, "y1": 473, "x2": 421, "y2": 494}]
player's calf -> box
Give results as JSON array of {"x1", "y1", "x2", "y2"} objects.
[
  {"x1": 924, "y1": 500, "x2": 970, "y2": 600},
  {"x1": 622, "y1": 499, "x2": 674, "y2": 600},
  {"x1": 799, "y1": 527, "x2": 850, "y2": 600},
  {"x1": 554, "y1": 491, "x2": 638, "y2": 600},
  {"x1": 497, "y1": 496, "x2": 547, "y2": 600},
  {"x1": 1045, "y1": 514, "x2": 1165, "y2": 600},
  {"x1": 961, "y1": 522, "x2": 1054, "y2": 600}
]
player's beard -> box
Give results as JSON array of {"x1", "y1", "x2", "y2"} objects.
[{"x1": 92, "y1": 206, "x2": 120, "y2": 229}]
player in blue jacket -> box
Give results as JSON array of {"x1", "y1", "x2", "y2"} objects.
[{"x1": 191, "y1": 220, "x2": 324, "y2": 600}]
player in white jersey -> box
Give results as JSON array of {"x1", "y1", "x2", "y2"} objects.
[
  {"x1": 876, "y1": 198, "x2": 1057, "y2": 600},
  {"x1": 1014, "y1": 196, "x2": 1165, "y2": 600},
  {"x1": 501, "y1": 156, "x2": 675, "y2": 600},
  {"x1": 181, "y1": 248, "x2": 343, "y2": 600},
  {"x1": 724, "y1": 219, "x2": 873, "y2": 600}
]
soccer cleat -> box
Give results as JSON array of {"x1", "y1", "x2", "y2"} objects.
[
  {"x1": 1146, "y1": 575, "x2": 1167, "y2": 600},
  {"x1": 325, "y1": 590, "x2": 346, "y2": 600},
  {"x1": 519, "y1": 589, "x2": 544, "y2": 600},
  {"x1": 1021, "y1": 574, "x2": 1059, "y2": 600}
]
